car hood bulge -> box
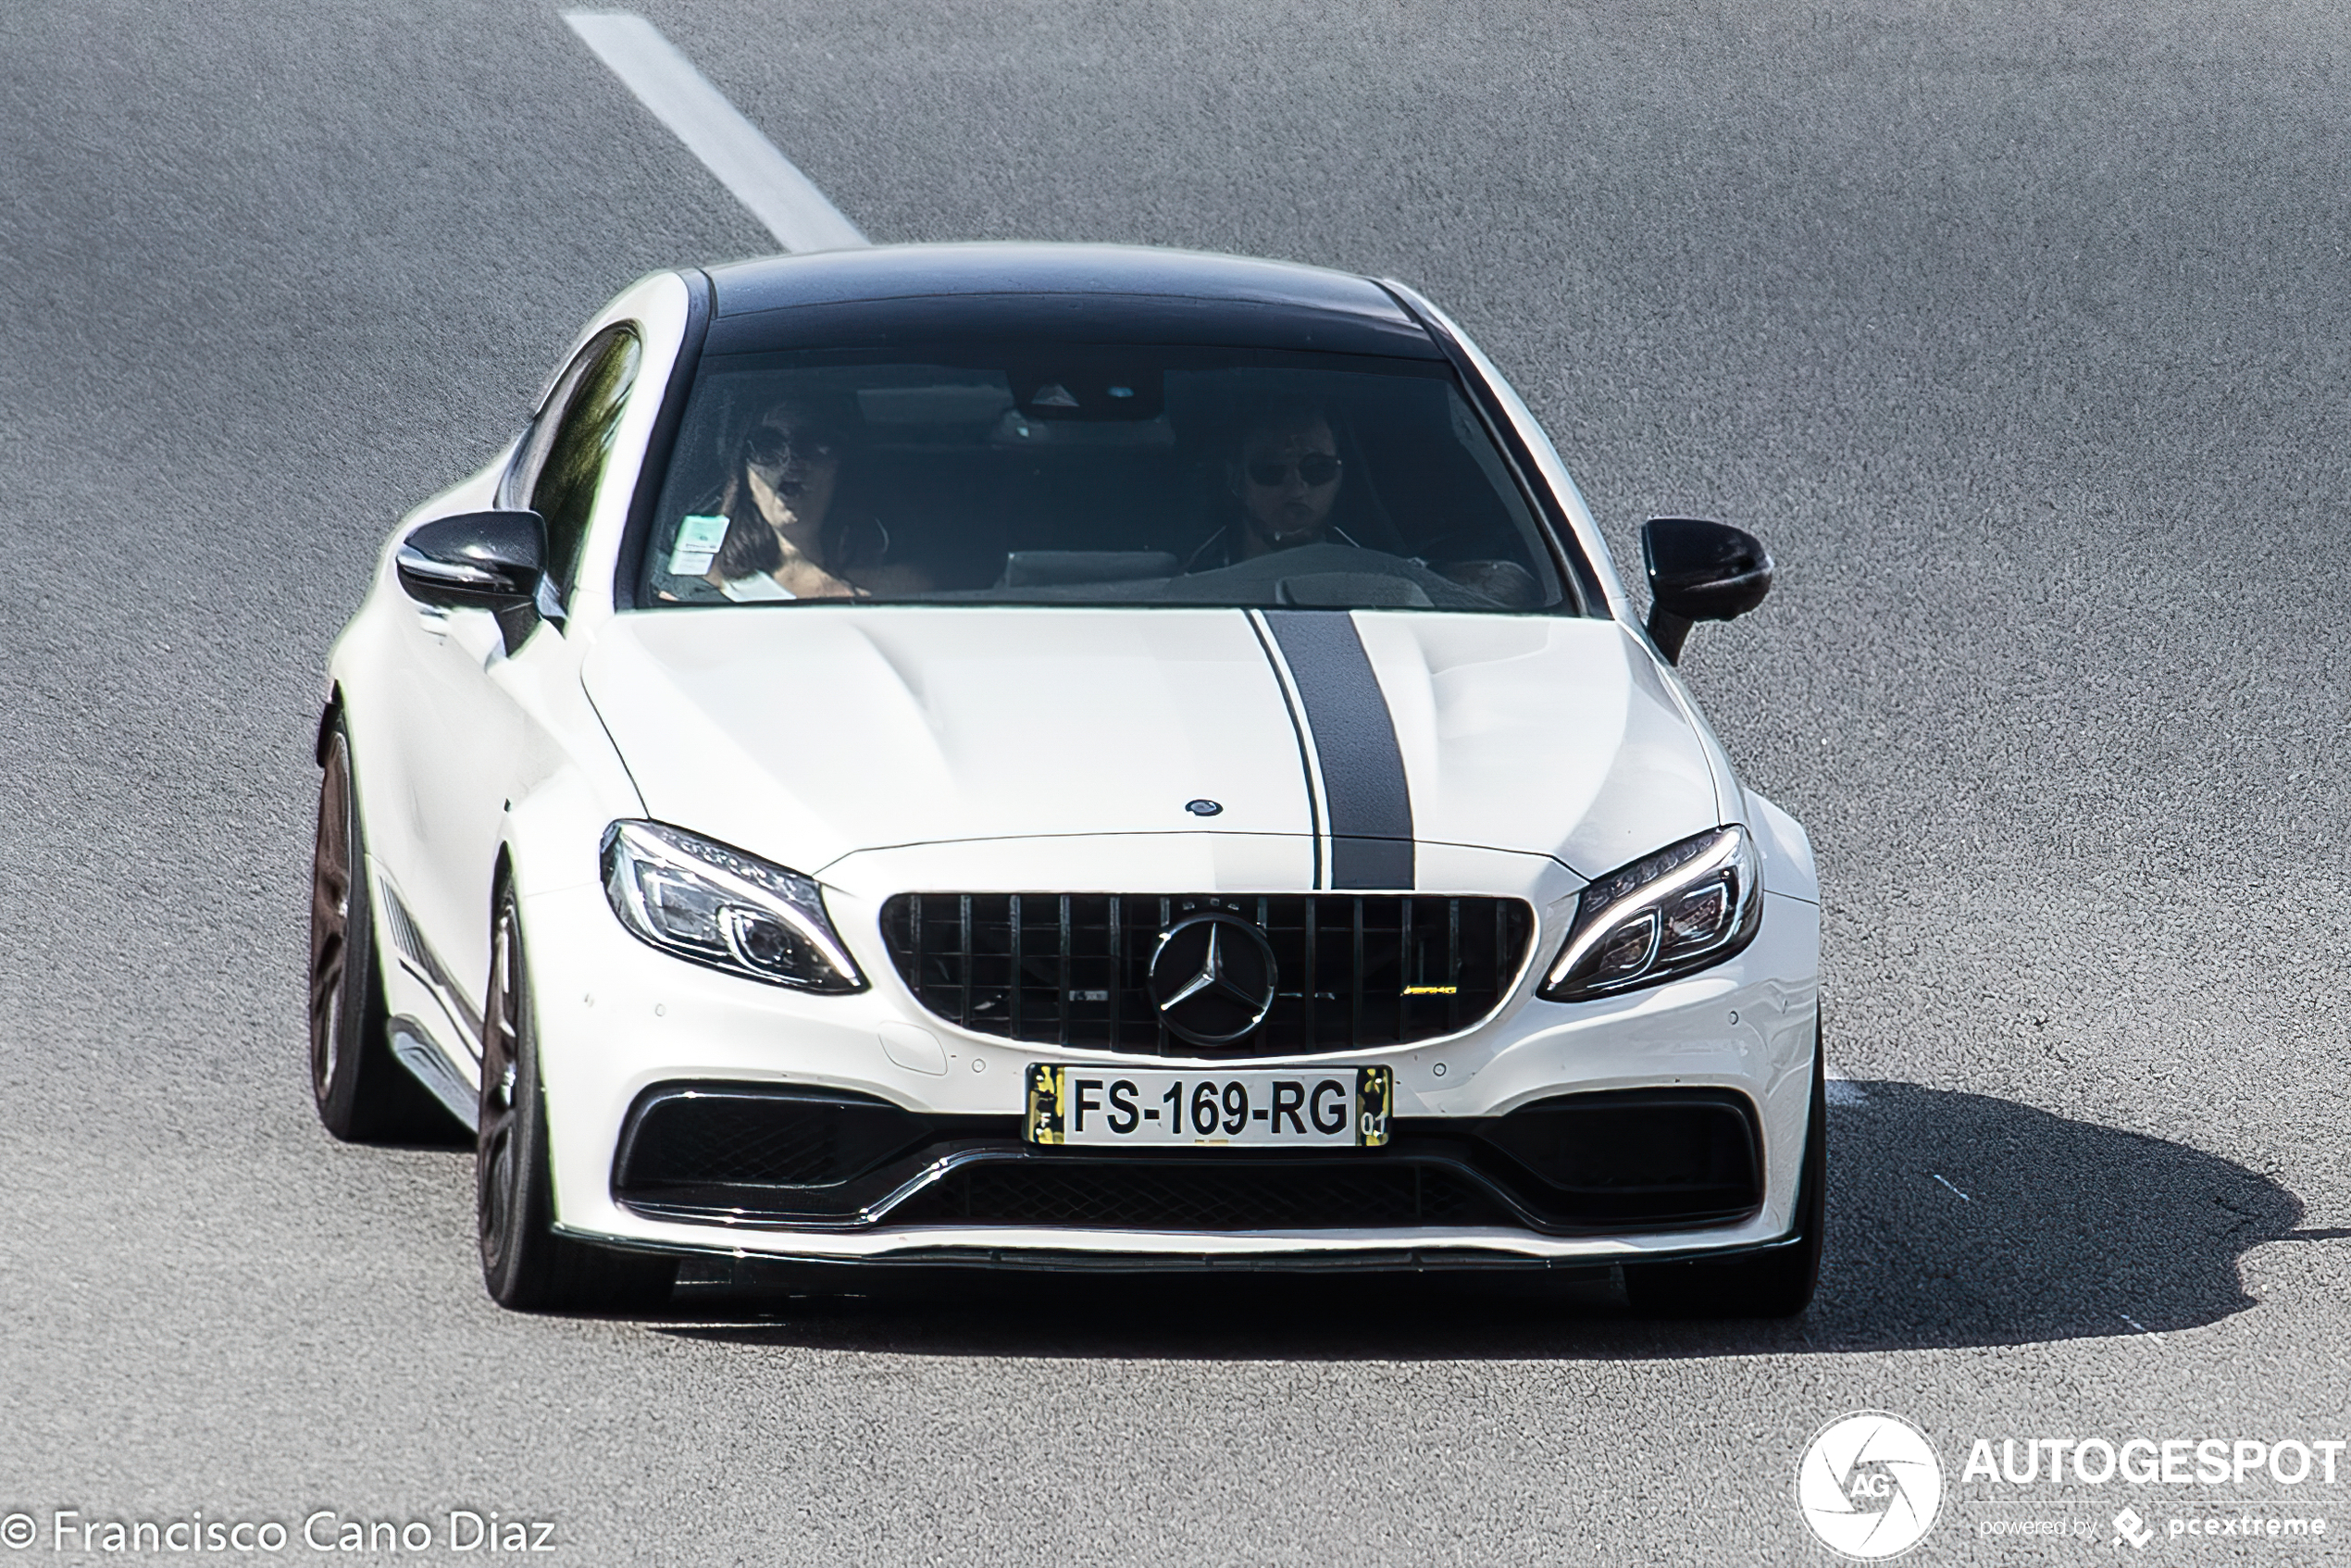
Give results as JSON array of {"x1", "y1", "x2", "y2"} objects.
[{"x1": 581, "y1": 607, "x2": 1727, "y2": 880}]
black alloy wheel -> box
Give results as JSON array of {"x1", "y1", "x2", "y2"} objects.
[
  {"x1": 308, "y1": 719, "x2": 456, "y2": 1142},
  {"x1": 1623, "y1": 1024, "x2": 1827, "y2": 1319},
  {"x1": 477, "y1": 886, "x2": 676, "y2": 1313}
]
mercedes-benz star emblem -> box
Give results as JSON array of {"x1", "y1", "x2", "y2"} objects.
[{"x1": 1148, "y1": 912, "x2": 1278, "y2": 1047}]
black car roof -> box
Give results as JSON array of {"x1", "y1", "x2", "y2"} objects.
[{"x1": 697, "y1": 243, "x2": 1442, "y2": 359}]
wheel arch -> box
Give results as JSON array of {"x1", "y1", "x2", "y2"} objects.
[{"x1": 315, "y1": 685, "x2": 343, "y2": 766}]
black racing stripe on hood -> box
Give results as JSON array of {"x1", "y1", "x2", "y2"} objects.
[{"x1": 1262, "y1": 610, "x2": 1414, "y2": 890}]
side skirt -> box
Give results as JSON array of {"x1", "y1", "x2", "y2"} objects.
[{"x1": 389, "y1": 1016, "x2": 480, "y2": 1133}]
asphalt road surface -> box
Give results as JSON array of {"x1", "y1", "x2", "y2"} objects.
[{"x1": 4, "y1": 3, "x2": 2347, "y2": 1563}]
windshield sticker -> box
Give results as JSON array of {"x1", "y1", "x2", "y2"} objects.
[
  {"x1": 720, "y1": 574, "x2": 794, "y2": 602},
  {"x1": 667, "y1": 514, "x2": 730, "y2": 576}
]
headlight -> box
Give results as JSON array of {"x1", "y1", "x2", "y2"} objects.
[
  {"x1": 1540, "y1": 825, "x2": 1761, "y2": 1001},
  {"x1": 601, "y1": 820, "x2": 865, "y2": 993}
]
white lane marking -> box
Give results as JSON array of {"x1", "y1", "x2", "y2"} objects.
[
  {"x1": 563, "y1": 11, "x2": 868, "y2": 253},
  {"x1": 1931, "y1": 1172, "x2": 1972, "y2": 1201},
  {"x1": 1824, "y1": 1076, "x2": 1870, "y2": 1107}
]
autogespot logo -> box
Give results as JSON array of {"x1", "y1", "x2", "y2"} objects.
[{"x1": 1797, "y1": 1411, "x2": 1945, "y2": 1559}]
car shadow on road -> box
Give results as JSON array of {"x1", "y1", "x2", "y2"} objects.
[{"x1": 649, "y1": 1082, "x2": 2313, "y2": 1361}]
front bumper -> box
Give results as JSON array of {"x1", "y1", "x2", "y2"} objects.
[
  {"x1": 515, "y1": 869, "x2": 1821, "y2": 1266},
  {"x1": 610, "y1": 1083, "x2": 1767, "y2": 1234}
]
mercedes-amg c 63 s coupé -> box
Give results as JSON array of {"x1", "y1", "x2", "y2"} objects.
[{"x1": 307, "y1": 243, "x2": 1822, "y2": 1314}]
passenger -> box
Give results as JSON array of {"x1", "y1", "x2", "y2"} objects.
[
  {"x1": 1186, "y1": 402, "x2": 1363, "y2": 570},
  {"x1": 703, "y1": 399, "x2": 863, "y2": 601}
]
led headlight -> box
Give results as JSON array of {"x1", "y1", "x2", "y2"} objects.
[
  {"x1": 1541, "y1": 825, "x2": 1761, "y2": 1001},
  {"x1": 601, "y1": 820, "x2": 865, "y2": 992}
]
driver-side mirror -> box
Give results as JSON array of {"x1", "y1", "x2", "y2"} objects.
[
  {"x1": 1639, "y1": 516, "x2": 1773, "y2": 665},
  {"x1": 395, "y1": 509, "x2": 559, "y2": 653}
]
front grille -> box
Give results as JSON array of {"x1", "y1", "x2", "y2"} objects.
[
  {"x1": 878, "y1": 892, "x2": 1534, "y2": 1055},
  {"x1": 885, "y1": 1159, "x2": 1516, "y2": 1230}
]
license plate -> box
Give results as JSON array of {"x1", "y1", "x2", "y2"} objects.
[{"x1": 1025, "y1": 1064, "x2": 1391, "y2": 1149}]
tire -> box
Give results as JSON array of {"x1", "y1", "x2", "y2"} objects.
[
  {"x1": 309, "y1": 719, "x2": 461, "y2": 1143},
  {"x1": 1623, "y1": 1028, "x2": 1826, "y2": 1319},
  {"x1": 477, "y1": 887, "x2": 676, "y2": 1313}
]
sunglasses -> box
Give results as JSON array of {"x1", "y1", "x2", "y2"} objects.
[
  {"x1": 745, "y1": 424, "x2": 841, "y2": 467},
  {"x1": 1245, "y1": 454, "x2": 1342, "y2": 488}
]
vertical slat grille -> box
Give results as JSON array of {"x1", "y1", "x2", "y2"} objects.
[{"x1": 878, "y1": 893, "x2": 1533, "y2": 1056}]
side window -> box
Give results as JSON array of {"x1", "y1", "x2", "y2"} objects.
[{"x1": 516, "y1": 326, "x2": 642, "y2": 606}]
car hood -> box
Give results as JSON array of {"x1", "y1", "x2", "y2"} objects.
[{"x1": 581, "y1": 607, "x2": 1730, "y2": 882}]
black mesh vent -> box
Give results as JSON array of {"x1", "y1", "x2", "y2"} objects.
[
  {"x1": 877, "y1": 893, "x2": 1533, "y2": 1055},
  {"x1": 1483, "y1": 1091, "x2": 1759, "y2": 1198},
  {"x1": 616, "y1": 1088, "x2": 930, "y2": 1191},
  {"x1": 885, "y1": 1159, "x2": 1515, "y2": 1230},
  {"x1": 1479, "y1": 1090, "x2": 1762, "y2": 1225}
]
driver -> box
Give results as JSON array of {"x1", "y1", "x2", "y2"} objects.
[
  {"x1": 1185, "y1": 402, "x2": 1362, "y2": 570},
  {"x1": 701, "y1": 398, "x2": 863, "y2": 601}
]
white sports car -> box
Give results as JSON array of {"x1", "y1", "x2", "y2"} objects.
[{"x1": 309, "y1": 243, "x2": 1822, "y2": 1314}]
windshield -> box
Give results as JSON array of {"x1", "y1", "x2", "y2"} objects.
[{"x1": 638, "y1": 346, "x2": 1575, "y2": 613}]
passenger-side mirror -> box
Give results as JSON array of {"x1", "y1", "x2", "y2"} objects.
[
  {"x1": 1640, "y1": 516, "x2": 1773, "y2": 665},
  {"x1": 395, "y1": 510, "x2": 558, "y2": 653}
]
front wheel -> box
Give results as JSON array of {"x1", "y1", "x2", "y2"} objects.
[
  {"x1": 477, "y1": 888, "x2": 675, "y2": 1313},
  {"x1": 1623, "y1": 1028, "x2": 1826, "y2": 1319},
  {"x1": 309, "y1": 718, "x2": 459, "y2": 1143}
]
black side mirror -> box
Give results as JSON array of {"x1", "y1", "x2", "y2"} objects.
[
  {"x1": 395, "y1": 510, "x2": 558, "y2": 653},
  {"x1": 1640, "y1": 516, "x2": 1773, "y2": 665}
]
